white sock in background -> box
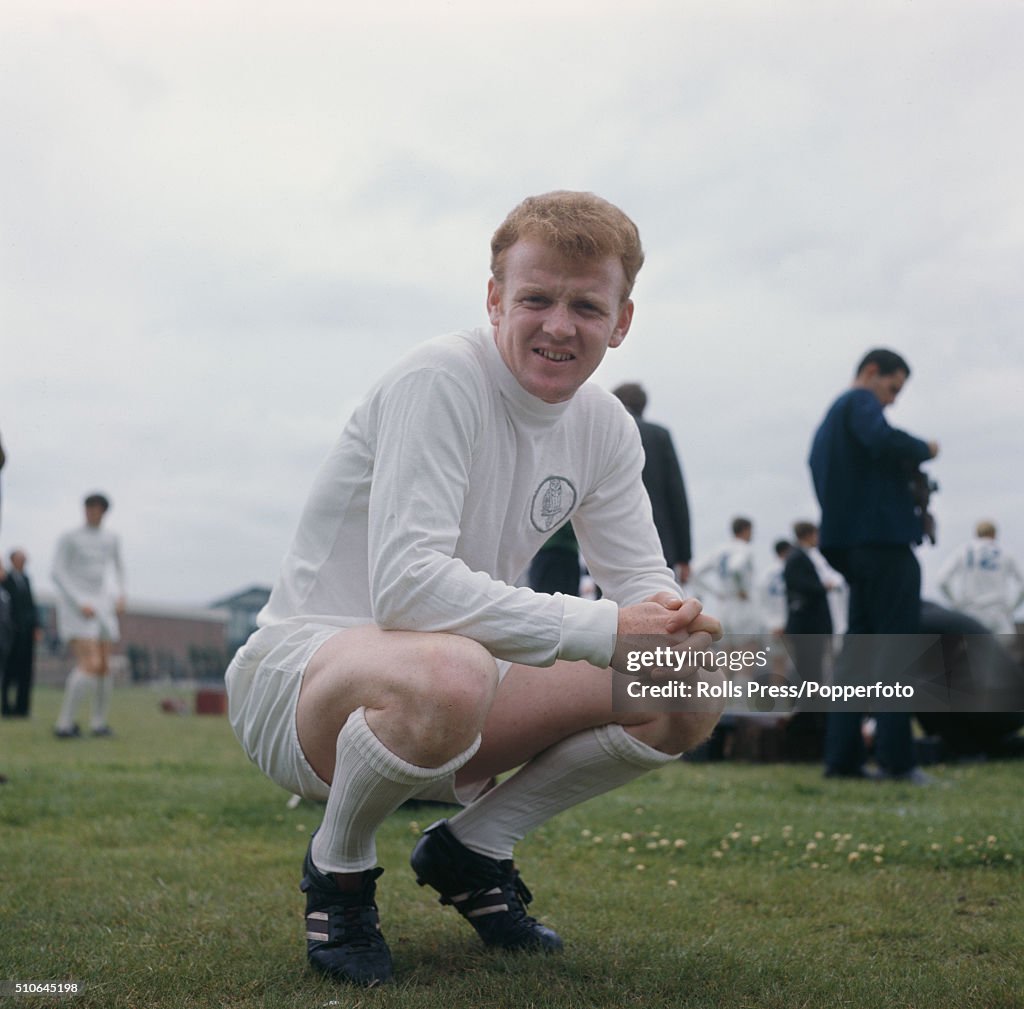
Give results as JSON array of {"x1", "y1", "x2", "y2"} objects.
[
  {"x1": 448, "y1": 723, "x2": 680, "y2": 860},
  {"x1": 311, "y1": 706, "x2": 481, "y2": 874},
  {"x1": 91, "y1": 674, "x2": 112, "y2": 731},
  {"x1": 55, "y1": 668, "x2": 96, "y2": 732}
]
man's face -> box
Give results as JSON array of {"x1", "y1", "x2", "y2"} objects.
[
  {"x1": 861, "y1": 366, "x2": 908, "y2": 407},
  {"x1": 84, "y1": 503, "x2": 107, "y2": 527},
  {"x1": 487, "y1": 239, "x2": 633, "y2": 404}
]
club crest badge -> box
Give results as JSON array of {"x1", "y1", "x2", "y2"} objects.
[{"x1": 530, "y1": 476, "x2": 578, "y2": 533}]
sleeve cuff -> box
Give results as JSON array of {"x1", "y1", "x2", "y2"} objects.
[{"x1": 558, "y1": 595, "x2": 619, "y2": 667}]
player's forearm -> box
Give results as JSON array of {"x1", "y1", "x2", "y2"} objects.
[{"x1": 371, "y1": 544, "x2": 618, "y2": 668}]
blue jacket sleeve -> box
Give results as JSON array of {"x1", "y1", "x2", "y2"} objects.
[{"x1": 846, "y1": 391, "x2": 932, "y2": 465}]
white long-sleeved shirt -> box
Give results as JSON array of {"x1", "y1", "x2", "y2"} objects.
[
  {"x1": 937, "y1": 537, "x2": 1024, "y2": 634},
  {"x1": 259, "y1": 327, "x2": 678, "y2": 668},
  {"x1": 51, "y1": 524, "x2": 125, "y2": 640}
]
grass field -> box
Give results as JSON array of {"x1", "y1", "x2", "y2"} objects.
[{"x1": 2, "y1": 686, "x2": 1022, "y2": 1009}]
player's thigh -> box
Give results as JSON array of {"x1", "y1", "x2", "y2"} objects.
[
  {"x1": 70, "y1": 638, "x2": 104, "y2": 675},
  {"x1": 296, "y1": 625, "x2": 498, "y2": 781},
  {"x1": 461, "y1": 658, "x2": 727, "y2": 781}
]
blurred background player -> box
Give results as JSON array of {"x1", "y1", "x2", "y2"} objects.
[
  {"x1": 938, "y1": 521, "x2": 1023, "y2": 636},
  {"x1": 690, "y1": 517, "x2": 759, "y2": 639},
  {"x1": 52, "y1": 493, "x2": 127, "y2": 738}
]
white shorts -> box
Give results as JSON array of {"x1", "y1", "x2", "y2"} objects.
[
  {"x1": 56, "y1": 597, "x2": 120, "y2": 644},
  {"x1": 225, "y1": 619, "x2": 504, "y2": 804}
]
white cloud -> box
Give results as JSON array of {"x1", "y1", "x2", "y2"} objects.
[{"x1": 2, "y1": 0, "x2": 1022, "y2": 606}]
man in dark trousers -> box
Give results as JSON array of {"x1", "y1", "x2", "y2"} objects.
[
  {"x1": 784, "y1": 522, "x2": 833, "y2": 660},
  {"x1": 783, "y1": 522, "x2": 832, "y2": 755},
  {"x1": 1, "y1": 549, "x2": 40, "y2": 717},
  {"x1": 0, "y1": 433, "x2": 10, "y2": 724},
  {"x1": 612, "y1": 383, "x2": 692, "y2": 583},
  {"x1": 809, "y1": 348, "x2": 939, "y2": 781},
  {"x1": 0, "y1": 432, "x2": 9, "y2": 784}
]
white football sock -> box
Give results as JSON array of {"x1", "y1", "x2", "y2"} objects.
[
  {"x1": 448, "y1": 723, "x2": 679, "y2": 860},
  {"x1": 311, "y1": 706, "x2": 481, "y2": 874},
  {"x1": 56, "y1": 668, "x2": 95, "y2": 731},
  {"x1": 91, "y1": 674, "x2": 112, "y2": 731}
]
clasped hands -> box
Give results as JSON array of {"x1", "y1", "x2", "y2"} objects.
[{"x1": 611, "y1": 593, "x2": 722, "y2": 676}]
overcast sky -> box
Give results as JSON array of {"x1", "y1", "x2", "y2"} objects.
[{"x1": 2, "y1": 0, "x2": 1022, "y2": 618}]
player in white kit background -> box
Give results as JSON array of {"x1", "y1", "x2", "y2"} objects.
[
  {"x1": 689, "y1": 517, "x2": 760, "y2": 638},
  {"x1": 52, "y1": 493, "x2": 126, "y2": 738},
  {"x1": 938, "y1": 521, "x2": 1024, "y2": 635}
]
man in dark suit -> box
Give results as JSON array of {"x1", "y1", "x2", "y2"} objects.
[
  {"x1": 1, "y1": 549, "x2": 40, "y2": 717},
  {"x1": 809, "y1": 348, "x2": 939, "y2": 781},
  {"x1": 0, "y1": 433, "x2": 12, "y2": 783},
  {"x1": 612, "y1": 383, "x2": 692, "y2": 583},
  {"x1": 785, "y1": 522, "x2": 833, "y2": 640},
  {"x1": 783, "y1": 522, "x2": 833, "y2": 754},
  {"x1": 0, "y1": 432, "x2": 11, "y2": 722},
  {"x1": 786, "y1": 520, "x2": 835, "y2": 708}
]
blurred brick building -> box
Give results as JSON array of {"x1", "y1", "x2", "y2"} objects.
[{"x1": 32, "y1": 589, "x2": 272, "y2": 687}]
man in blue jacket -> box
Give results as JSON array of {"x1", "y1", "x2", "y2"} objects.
[{"x1": 809, "y1": 349, "x2": 939, "y2": 780}]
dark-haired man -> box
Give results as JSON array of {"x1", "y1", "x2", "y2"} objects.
[
  {"x1": 783, "y1": 522, "x2": 833, "y2": 696},
  {"x1": 226, "y1": 192, "x2": 724, "y2": 986},
  {"x1": 809, "y1": 349, "x2": 938, "y2": 781},
  {"x1": 611, "y1": 383, "x2": 692, "y2": 583}
]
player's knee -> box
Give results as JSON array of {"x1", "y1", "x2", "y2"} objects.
[
  {"x1": 395, "y1": 635, "x2": 498, "y2": 762},
  {"x1": 425, "y1": 635, "x2": 497, "y2": 720}
]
